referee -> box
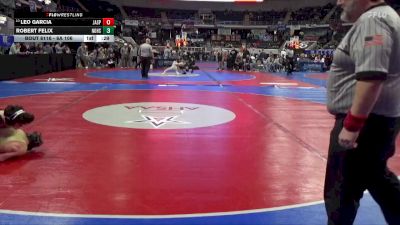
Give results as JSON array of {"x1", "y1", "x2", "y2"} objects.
[
  {"x1": 138, "y1": 38, "x2": 154, "y2": 79},
  {"x1": 285, "y1": 46, "x2": 295, "y2": 75},
  {"x1": 325, "y1": 0, "x2": 400, "y2": 224}
]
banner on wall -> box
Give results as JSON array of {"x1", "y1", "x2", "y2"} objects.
[
  {"x1": 251, "y1": 29, "x2": 266, "y2": 35},
  {"x1": 305, "y1": 49, "x2": 335, "y2": 56},
  {"x1": 218, "y1": 28, "x2": 231, "y2": 35},
  {"x1": 277, "y1": 24, "x2": 287, "y2": 31},
  {"x1": 298, "y1": 62, "x2": 325, "y2": 72},
  {"x1": 0, "y1": 35, "x2": 14, "y2": 47},
  {"x1": 124, "y1": 20, "x2": 139, "y2": 26},
  {"x1": 189, "y1": 38, "x2": 204, "y2": 43},
  {"x1": 284, "y1": 40, "x2": 316, "y2": 50}
]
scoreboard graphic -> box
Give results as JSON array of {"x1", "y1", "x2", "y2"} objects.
[{"x1": 14, "y1": 12, "x2": 115, "y2": 43}]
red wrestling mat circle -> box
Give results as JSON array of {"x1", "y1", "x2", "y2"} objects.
[{"x1": 2, "y1": 90, "x2": 397, "y2": 215}]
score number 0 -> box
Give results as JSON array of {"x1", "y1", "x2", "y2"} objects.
[{"x1": 102, "y1": 18, "x2": 115, "y2": 26}]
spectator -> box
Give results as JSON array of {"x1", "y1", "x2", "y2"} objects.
[
  {"x1": 43, "y1": 43, "x2": 54, "y2": 54},
  {"x1": 8, "y1": 43, "x2": 20, "y2": 55},
  {"x1": 55, "y1": 43, "x2": 63, "y2": 54}
]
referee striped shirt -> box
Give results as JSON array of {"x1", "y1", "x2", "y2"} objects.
[
  {"x1": 327, "y1": 3, "x2": 400, "y2": 117},
  {"x1": 138, "y1": 43, "x2": 153, "y2": 58}
]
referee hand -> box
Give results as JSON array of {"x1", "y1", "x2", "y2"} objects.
[{"x1": 338, "y1": 128, "x2": 359, "y2": 149}]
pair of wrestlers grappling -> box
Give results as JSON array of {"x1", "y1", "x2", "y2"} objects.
[{"x1": 162, "y1": 57, "x2": 199, "y2": 75}]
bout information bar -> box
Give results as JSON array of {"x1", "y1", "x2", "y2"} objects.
[
  {"x1": 13, "y1": 35, "x2": 115, "y2": 43},
  {"x1": 14, "y1": 12, "x2": 114, "y2": 43}
]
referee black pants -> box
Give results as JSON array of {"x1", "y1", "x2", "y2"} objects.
[
  {"x1": 287, "y1": 57, "x2": 294, "y2": 74},
  {"x1": 324, "y1": 114, "x2": 400, "y2": 225},
  {"x1": 140, "y1": 57, "x2": 151, "y2": 78}
]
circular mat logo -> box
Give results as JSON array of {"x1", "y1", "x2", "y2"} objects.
[{"x1": 83, "y1": 102, "x2": 236, "y2": 129}]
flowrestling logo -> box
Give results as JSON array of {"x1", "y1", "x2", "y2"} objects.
[{"x1": 83, "y1": 102, "x2": 236, "y2": 129}]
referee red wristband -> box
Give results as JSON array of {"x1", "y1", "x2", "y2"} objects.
[{"x1": 343, "y1": 111, "x2": 368, "y2": 132}]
